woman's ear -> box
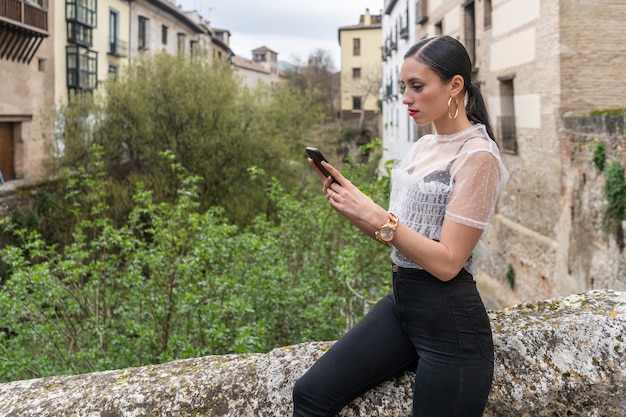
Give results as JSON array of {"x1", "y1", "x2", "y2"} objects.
[{"x1": 449, "y1": 75, "x2": 465, "y2": 97}]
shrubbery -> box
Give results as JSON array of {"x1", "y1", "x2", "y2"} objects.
[{"x1": 0, "y1": 146, "x2": 390, "y2": 383}]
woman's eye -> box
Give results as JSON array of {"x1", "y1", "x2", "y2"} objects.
[{"x1": 399, "y1": 83, "x2": 423, "y2": 93}]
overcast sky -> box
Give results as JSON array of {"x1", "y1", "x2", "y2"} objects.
[{"x1": 176, "y1": 0, "x2": 383, "y2": 69}]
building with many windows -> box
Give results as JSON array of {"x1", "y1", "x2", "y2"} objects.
[
  {"x1": 53, "y1": 0, "x2": 219, "y2": 105},
  {"x1": 381, "y1": 0, "x2": 626, "y2": 302},
  {"x1": 54, "y1": 0, "x2": 130, "y2": 98},
  {"x1": 338, "y1": 9, "x2": 383, "y2": 123},
  {"x1": 0, "y1": 0, "x2": 53, "y2": 181},
  {"x1": 381, "y1": 0, "x2": 417, "y2": 163}
]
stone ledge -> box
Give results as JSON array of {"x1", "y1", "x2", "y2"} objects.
[{"x1": 0, "y1": 290, "x2": 625, "y2": 416}]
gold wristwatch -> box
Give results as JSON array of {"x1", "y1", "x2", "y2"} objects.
[{"x1": 375, "y1": 211, "x2": 399, "y2": 245}]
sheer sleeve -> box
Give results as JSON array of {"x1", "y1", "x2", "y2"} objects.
[{"x1": 445, "y1": 150, "x2": 506, "y2": 229}]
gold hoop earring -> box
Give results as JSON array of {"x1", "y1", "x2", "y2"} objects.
[{"x1": 447, "y1": 96, "x2": 459, "y2": 120}]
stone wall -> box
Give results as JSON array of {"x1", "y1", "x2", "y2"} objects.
[
  {"x1": 1, "y1": 290, "x2": 624, "y2": 416},
  {"x1": 481, "y1": 113, "x2": 626, "y2": 304}
]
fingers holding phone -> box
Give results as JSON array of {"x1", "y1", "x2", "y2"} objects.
[{"x1": 306, "y1": 147, "x2": 338, "y2": 184}]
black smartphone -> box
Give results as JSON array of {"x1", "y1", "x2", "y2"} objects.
[{"x1": 306, "y1": 147, "x2": 337, "y2": 183}]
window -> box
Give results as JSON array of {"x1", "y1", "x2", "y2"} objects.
[
  {"x1": 385, "y1": 76, "x2": 393, "y2": 99},
  {"x1": 464, "y1": 1, "x2": 476, "y2": 67},
  {"x1": 498, "y1": 78, "x2": 517, "y2": 154},
  {"x1": 66, "y1": 0, "x2": 97, "y2": 26},
  {"x1": 352, "y1": 96, "x2": 362, "y2": 110},
  {"x1": 108, "y1": 10, "x2": 119, "y2": 54},
  {"x1": 190, "y1": 40, "x2": 198, "y2": 58},
  {"x1": 177, "y1": 33, "x2": 186, "y2": 55},
  {"x1": 162, "y1": 25, "x2": 168, "y2": 45},
  {"x1": 66, "y1": 45, "x2": 97, "y2": 91},
  {"x1": 434, "y1": 20, "x2": 442, "y2": 35},
  {"x1": 353, "y1": 38, "x2": 361, "y2": 56},
  {"x1": 67, "y1": 20, "x2": 93, "y2": 46},
  {"x1": 66, "y1": 0, "x2": 97, "y2": 47},
  {"x1": 484, "y1": 0, "x2": 492, "y2": 28},
  {"x1": 138, "y1": 16, "x2": 148, "y2": 51},
  {"x1": 400, "y1": 3, "x2": 409, "y2": 39},
  {"x1": 108, "y1": 63, "x2": 118, "y2": 79},
  {"x1": 352, "y1": 68, "x2": 361, "y2": 79},
  {"x1": 416, "y1": 0, "x2": 428, "y2": 24}
]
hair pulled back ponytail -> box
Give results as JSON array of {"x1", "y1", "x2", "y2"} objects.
[
  {"x1": 465, "y1": 83, "x2": 496, "y2": 140},
  {"x1": 404, "y1": 36, "x2": 497, "y2": 142}
]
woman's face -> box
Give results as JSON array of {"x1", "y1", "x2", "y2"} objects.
[{"x1": 399, "y1": 58, "x2": 451, "y2": 127}]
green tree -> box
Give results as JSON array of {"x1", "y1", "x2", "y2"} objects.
[
  {"x1": 55, "y1": 54, "x2": 326, "y2": 228},
  {"x1": 284, "y1": 49, "x2": 339, "y2": 120}
]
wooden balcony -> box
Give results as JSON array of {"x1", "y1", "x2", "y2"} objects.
[
  {"x1": 0, "y1": 0, "x2": 48, "y2": 64},
  {"x1": 0, "y1": 0, "x2": 48, "y2": 32}
]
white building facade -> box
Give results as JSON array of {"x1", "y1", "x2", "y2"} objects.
[{"x1": 380, "y1": 0, "x2": 417, "y2": 167}]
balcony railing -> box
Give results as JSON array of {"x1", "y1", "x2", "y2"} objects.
[
  {"x1": 0, "y1": 0, "x2": 48, "y2": 63},
  {"x1": 0, "y1": 0, "x2": 49, "y2": 32},
  {"x1": 108, "y1": 39, "x2": 128, "y2": 57}
]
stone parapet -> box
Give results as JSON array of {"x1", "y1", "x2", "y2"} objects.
[{"x1": 0, "y1": 290, "x2": 624, "y2": 416}]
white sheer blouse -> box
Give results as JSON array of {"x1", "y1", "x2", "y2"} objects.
[{"x1": 388, "y1": 124, "x2": 509, "y2": 274}]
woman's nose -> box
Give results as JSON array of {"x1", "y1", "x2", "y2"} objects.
[{"x1": 402, "y1": 92, "x2": 412, "y2": 105}]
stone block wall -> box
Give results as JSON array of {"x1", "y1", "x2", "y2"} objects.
[
  {"x1": 0, "y1": 290, "x2": 624, "y2": 416},
  {"x1": 481, "y1": 113, "x2": 626, "y2": 304}
]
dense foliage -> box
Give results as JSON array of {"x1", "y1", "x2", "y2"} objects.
[
  {"x1": 0, "y1": 142, "x2": 390, "y2": 383},
  {"x1": 54, "y1": 54, "x2": 327, "y2": 231}
]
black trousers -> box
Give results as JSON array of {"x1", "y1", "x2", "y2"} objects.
[{"x1": 292, "y1": 266, "x2": 494, "y2": 417}]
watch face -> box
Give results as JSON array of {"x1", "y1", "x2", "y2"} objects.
[{"x1": 380, "y1": 227, "x2": 394, "y2": 241}]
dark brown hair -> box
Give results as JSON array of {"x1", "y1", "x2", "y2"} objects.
[{"x1": 404, "y1": 35, "x2": 496, "y2": 141}]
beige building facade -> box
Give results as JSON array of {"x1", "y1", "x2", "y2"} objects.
[
  {"x1": 338, "y1": 8, "x2": 382, "y2": 122},
  {"x1": 382, "y1": 0, "x2": 626, "y2": 302},
  {"x1": 53, "y1": 0, "x2": 218, "y2": 106},
  {"x1": 53, "y1": 0, "x2": 131, "y2": 104},
  {"x1": 231, "y1": 54, "x2": 270, "y2": 88},
  {"x1": 128, "y1": 1, "x2": 211, "y2": 63},
  {"x1": 0, "y1": 0, "x2": 54, "y2": 182}
]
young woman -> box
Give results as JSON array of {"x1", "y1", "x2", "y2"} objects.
[{"x1": 292, "y1": 35, "x2": 509, "y2": 417}]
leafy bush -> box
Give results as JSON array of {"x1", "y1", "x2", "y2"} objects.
[
  {"x1": 54, "y1": 55, "x2": 327, "y2": 232},
  {"x1": 591, "y1": 140, "x2": 605, "y2": 172},
  {"x1": 0, "y1": 148, "x2": 390, "y2": 382},
  {"x1": 603, "y1": 160, "x2": 626, "y2": 250}
]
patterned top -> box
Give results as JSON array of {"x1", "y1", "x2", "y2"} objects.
[{"x1": 388, "y1": 124, "x2": 509, "y2": 274}]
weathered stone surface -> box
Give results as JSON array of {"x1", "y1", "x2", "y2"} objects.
[{"x1": 0, "y1": 290, "x2": 625, "y2": 416}]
